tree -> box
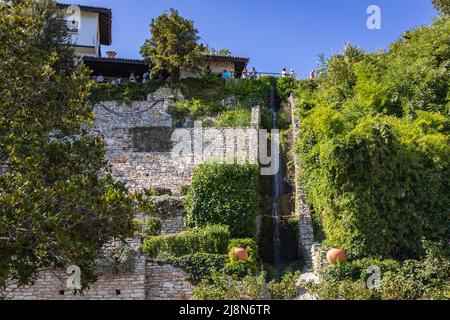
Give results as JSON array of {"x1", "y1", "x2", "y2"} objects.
[
  {"x1": 0, "y1": 0, "x2": 135, "y2": 290},
  {"x1": 432, "y1": 0, "x2": 450, "y2": 14},
  {"x1": 140, "y1": 8, "x2": 204, "y2": 86}
]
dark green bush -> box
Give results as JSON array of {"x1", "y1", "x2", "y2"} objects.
[
  {"x1": 185, "y1": 163, "x2": 260, "y2": 238},
  {"x1": 157, "y1": 253, "x2": 228, "y2": 285},
  {"x1": 142, "y1": 224, "x2": 230, "y2": 258},
  {"x1": 145, "y1": 217, "x2": 162, "y2": 237},
  {"x1": 308, "y1": 241, "x2": 450, "y2": 300}
]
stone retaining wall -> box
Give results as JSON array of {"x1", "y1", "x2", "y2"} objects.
[
  {"x1": 289, "y1": 94, "x2": 317, "y2": 271},
  {"x1": 145, "y1": 262, "x2": 193, "y2": 300}
]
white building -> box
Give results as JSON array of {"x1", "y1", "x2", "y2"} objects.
[{"x1": 58, "y1": 3, "x2": 112, "y2": 57}]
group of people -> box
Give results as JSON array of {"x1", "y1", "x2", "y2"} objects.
[
  {"x1": 241, "y1": 67, "x2": 259, "y2": 79},
  {"x1": 281, "y1": 68, "x2": 296, "y2": 79},
  {"x1": 95, "y1": 72, "x2": 150, "y2": 84}
]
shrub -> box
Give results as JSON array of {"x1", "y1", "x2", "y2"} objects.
[
  {"x1": 268, "y1": 272, "x2": 301, "y2": 300},
  {"x1": 308, "y1": 241, "x2": 449, "y2": 300},
  {"x1": 321, "y1": 258, "x2": 400, "y2": 283},
  {"x1": 145, "y1": 217, "x2": 162, "y2": 237},
  {"x1": 156, "y1": 253, "x2": 228, "y2": 285},
  {"x1": 193, "y1": 272, "x2": 270, "y2": 300},
  {"x1": 185, "y1": 163, "x2": 260, "y2": 238},
  {"x1": 142, "y1": 224, "x2": 230, "y2": 258},
  {"x1": 215, "y1": 108, "x2": 252, "y2": 127}
]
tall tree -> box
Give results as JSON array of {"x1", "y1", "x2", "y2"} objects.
[
  {"x1": 433, "y1": 0, "x2": 450, "y2": 14},
  {"x1": 140, "y1": 8, "x2": 204, "y2": 86},
  {"x1": 0, "y1": 0, "x2": 134, "y2": 290}
]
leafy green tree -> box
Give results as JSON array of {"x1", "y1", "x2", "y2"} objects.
[
  {"x1": 0, "y1": 0, "x2": 135, "y2": 290},
  {"x1": 432, "y1": 0, "x2": 450, "y2": 14},
  {"x1": 140, "y1": 8, "x2": 205, "y2": 86}
]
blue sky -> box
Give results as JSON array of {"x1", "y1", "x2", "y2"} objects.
[{"x1": 65, "y1": 0, "x2": 439, "y2": 78}]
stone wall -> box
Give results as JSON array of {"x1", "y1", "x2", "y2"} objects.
[
  {"x1": 5, "y1": 240, "x2": 147, "y2": 300},
  {"x1": 289, "y1": 95, "x2": 317, "y2": 271},
  {"x1": 95, "y1": 90, "x2": 261, "y2": 194},
  {"x1": 145, "y1": 262, "x2": 193, "y2": 300}
]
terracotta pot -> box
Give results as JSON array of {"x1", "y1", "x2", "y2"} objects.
[
  {"x1": 229, "y1": 247, "x2": 249, "y2": 262},
  {"x1": 327, "y1": 248, "x2": 347, "y2": 264}
]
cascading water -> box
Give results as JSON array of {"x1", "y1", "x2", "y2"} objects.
[
  {"x1": 270, "y1": 87, "x2": 284, "y2": 273},
  {"x1": 259, "y1": 83, "x2": 300, "y2": 276}
]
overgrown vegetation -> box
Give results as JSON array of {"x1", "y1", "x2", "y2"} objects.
[
  {"x1": 193, "y1": 271, "x2": 300, "y2": 300},
  {"x1": 295, "y1": 17, "x2": 450, "y2": 260},
  {"x1": 307, "y1": 241, "x2": 450, "y2": 300},
  {"x1": 185, "y1": 163, "x2": 260, "y2": 238}
]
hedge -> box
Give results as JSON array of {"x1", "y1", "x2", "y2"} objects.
[
  {"x1": 142, "y1": 224, "x2": 230, "y2": 258},
  {"x1": 185, "y1": 163, "x2": 260, "y2": 238}
]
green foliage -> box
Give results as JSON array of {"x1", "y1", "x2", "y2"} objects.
[
  {"x1": 140, "y1": 8, "x2": 204, "y2": 85},
  {"x1": 193, "y1": 271, "x2": 301, "y2": 300},
  {"x1": 193, "y1": 271, "x2": 270, "y2": 300},
  {"x1": 433, "y1": 0, "x2": 450, "y2": 14},
  {"x1": 89, "y1": 81, "x2": 162, "y2": 104},
  {"x1": 215, "y1": 108, "x2": 252, "y2": 127},
  {"x1": 156, "y1": 253, "x2": 227, "y2": 285},
  {"x1": 268, "y1": 272, "x2": 301, "y2": 300},
  {"x1": 145, "y1": 217, "x2": 162, "y2": 237},
  {"x1": 295, "y1": 18, "x2": 450, "y2": 259},
  {"x1": 308, "y1": 241, "x2": 450, "y2": 300},
  {"x1": 141, "y1": 225, "x2": 230, "y2": 258},
  {"x1": 276, "y1": 76, "x2": 297, "y2": 101},
  {"x1": 185, "y1": 163, "x2": 260, "y2": 238},
  {"x1": 224, "y1": 238, "x2": 260, "y2": 277},
  {"x1": 0, "y1": 0, "x2": 135, "y2": 289}
]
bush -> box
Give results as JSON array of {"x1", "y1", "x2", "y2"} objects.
[
  {"x1": 215, "y1": 108, "x2": 252, "y2": 127},
  {"x1": 268, "y1": 272, "x2": 301, "y2": 300},
  {"x1": 185, "y1": 163, "x2": 260, "y2": 238},
  {"x1": 142, "y1": 224, "x2": 230, "y2": 258},
  {"x1": 157, "y1": 253, "x2": 228, "y2": 285},
  {"x1": 295, "y1": 18, "x2": 450, "y2": 258},
  {"x1": 145, "y1": 217, "x2": 162, "y2": 237},
  {"x1": 193, "y1": 271, "x2": 302, "y2": 300},
  {"x1": 193, "y1": 272, "x2": 270, "y2": 300},
  {"x1": 308, "y1": 241, "x2": 449, "y2": 300}
]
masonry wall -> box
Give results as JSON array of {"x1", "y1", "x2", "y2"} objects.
[
  {"x1": 289, "y1": 95, "x2": 316, "y2": 271},
  {"x1": 5, "y1": 240, "x2": 147, "y2": 300},
  {"x1": 94, "y1": 89, "x2": 260, "y2": 194},
  {"x1": 5, "y1": 88, "x2": 261, "y2": 300},
  {"x1": 145, "y1": 262, "x2": 193, "y2": 300}
]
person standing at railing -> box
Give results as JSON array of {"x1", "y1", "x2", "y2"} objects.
[
  {"x1": 310, "y1": 69, "x2": 316, "y2": 79},
  {"x1": 290, "y1": 68, "x2": 296, "y2": 79},
  {"x1": 250, "y1": 67, "x2": 258, "y2": 79},
  {"x1": 281, "y1": 68, "x2": 288, "y2": 77},
  {"x1": 129, "y1": 73, "x2": 137, "y2": 83},
  {"x1": 242, "y1": 68, "x2": 249, "y2": 79},
  {"x1": 143, "y1": 72, "x2": 150, "y2": 84}
]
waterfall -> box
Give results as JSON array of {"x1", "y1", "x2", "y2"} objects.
[{"x1": 271, "y1": 95, "x2": 284, "y2": 273}]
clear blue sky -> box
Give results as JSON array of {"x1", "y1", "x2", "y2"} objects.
[{"x1": 64, "y1": 0, "x2": 439, "y2": 78}]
